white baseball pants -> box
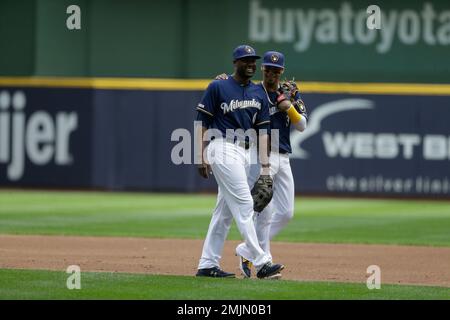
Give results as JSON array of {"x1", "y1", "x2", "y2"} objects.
[
  {"x1": 197, "y1": 139, "x2": 271, "y2": 270},
  {"x1": 236, "y1": 152, "x2": 295, "y2": 261}
]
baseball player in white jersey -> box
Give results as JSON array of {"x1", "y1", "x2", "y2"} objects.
[{"x1": 195, "y1": 45, "x2": 285, "y2": 279}]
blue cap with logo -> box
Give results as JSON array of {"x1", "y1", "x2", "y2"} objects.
[
  {"x1": 232, "y1": 45, "x2": 261, "y2": 61},
  {"x1": 261, "y1": 51, "x2": 285, "y2": 68}
]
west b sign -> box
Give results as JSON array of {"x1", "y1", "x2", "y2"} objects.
[
  {"x1": 291, "y1": 98, "x2": 450, "y2": 161},
  {"x1": 290, "y1": 94, "x2": 450, "y2": 197}
]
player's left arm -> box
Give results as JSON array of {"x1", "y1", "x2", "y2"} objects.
[
  {"x1": 277, "y1": 83, "x2": 308, "y2": 132},
  {"x1": 252, "y1": 103, "x2": 273, "y2": 212},
  {"x1": 290, "y1": 92, "x2": 308, "y2": 132}
]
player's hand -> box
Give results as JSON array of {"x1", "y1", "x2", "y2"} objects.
[
  {"x1": 214, "y1": 73, "x2": 228, "y2": 80},
  {"x1": 276, "y1": 90, "x2": 291, "y2": 112},
  {"x1": 197, "y1": 163, "x2": 212, "y2": 179}
]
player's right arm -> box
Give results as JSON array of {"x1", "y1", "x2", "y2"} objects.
[
  {"x1": 254, "y1": 98, "x2": 271, "y2": 176},
  {"x1": 195, "y1": 82, "x2": 218, "y2": 178}
]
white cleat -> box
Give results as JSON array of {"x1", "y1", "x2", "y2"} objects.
[{"x1": 263, "y1": 273, "x2": 282, "y2": 280}]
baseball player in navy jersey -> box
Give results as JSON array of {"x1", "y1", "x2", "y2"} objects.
[
  {"x1": 213, "y1": 51, "x2": 308, "y2": 279},
  {"x1": 195, "y1": 45, "x2": 285, "y2": 279}
]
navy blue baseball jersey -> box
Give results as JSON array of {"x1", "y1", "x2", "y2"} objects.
[
  {"x1": 196, "y1": 77, "x2": 271, "y2": 139},
  {"x1": 260, "y1": 83, "x2": 303, "y2": 154}
]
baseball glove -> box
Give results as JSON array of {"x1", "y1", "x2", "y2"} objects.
[
  {"x1": 280, "y1": 79, "x2": 299, "y2": 102},
  {"x1": 251, "y1": 175, "x2": 273, "y2": 212},
  {"x1": 281, "y1": 79, "x2": 309, "y2": 120}
]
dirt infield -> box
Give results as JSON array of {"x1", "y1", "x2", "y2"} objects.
[{"x1": 1, "y1": 235, "x2": 449, "y2": 287}]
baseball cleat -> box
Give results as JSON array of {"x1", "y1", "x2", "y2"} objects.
[
  {"x1": 256, "y1": 262, "x2": 285, "y2": 279},
  {"x1": 238, "y1": 256, "x2": 252, "y2": 278},
  {"x1": 196, "y1": 267, "x2": 236, "y2": 278}
]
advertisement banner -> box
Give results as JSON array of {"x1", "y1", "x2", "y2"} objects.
[
  {"x1": 1, "y1": 83, "x2": 449, "y2": 198},
  {"x1": 2, "y1": 0, "x2": 449, "y2": 82},
  {"x1": 0, "y1": 88, "x2": 92, "y2": 187},
  {"x1": 187, "y1": 0, "x2": 450, "y2": 83},
  {"x1": 291, "y1": 93, "x2": 450, "y2": 197}
]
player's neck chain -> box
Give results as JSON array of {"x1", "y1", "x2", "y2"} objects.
[{"x1": 261, "y1": 82, "x2": 279, "y2": 106}]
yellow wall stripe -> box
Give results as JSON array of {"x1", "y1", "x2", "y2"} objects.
[
  {"x1": 1, "y1": 77, "x2": 450, "y2": 96},
  {"x1": 300, "y1": 82, "x2": 450, "y2": 96},
  {"x1": 0, "y1": 77, "x2": 209, "y2": 91}
]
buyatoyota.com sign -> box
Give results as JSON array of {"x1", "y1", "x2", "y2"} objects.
[
  {"x1": 290, "y1": 94, "x2": 450, "y2": 197},
  {"x1": 249, "y1": 0, "x2": 450, "y2": 54},
  {"x1": 242, "y1": 0, "x2": 450, "y2": 83}
]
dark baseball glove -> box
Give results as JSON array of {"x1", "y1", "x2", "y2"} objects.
[
  {"x1": 281, "y1": 79, "x2": 309, "y2": 121},
  {"x1": 280, "y1": 79, "x2": 299, "y2": 102},
  {"x1": 251, "y1": 175, "x2": 273, "y2": 212}
]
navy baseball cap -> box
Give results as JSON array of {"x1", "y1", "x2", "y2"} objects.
[
  {"x1": 232, "y1": 45, "x2": 261, "y2": 61},
  {"x1": 261, "y1": 51, "x2": 285, "y2": 69}
]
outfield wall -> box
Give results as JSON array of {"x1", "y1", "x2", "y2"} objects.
[
  {"x1": 1, "y1": 0, "x2": 450, "y2": 83},
  {"x1": 1, "y1": 78, "x2": 450, "y2": 198}
]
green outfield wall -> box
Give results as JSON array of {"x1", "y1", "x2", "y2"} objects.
[{"x1": 1, "y1": 0, "x2": 449, "y2": 82}]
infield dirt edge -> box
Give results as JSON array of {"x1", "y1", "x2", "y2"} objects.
[{"x1": 1, "y1": 234, "x2": 449, "y2": 287}]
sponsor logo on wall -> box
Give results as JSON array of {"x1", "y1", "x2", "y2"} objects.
[
  {"x1": 0, "y1": 90, "x2": 78, "y2": 181},
  {"x1": 249, "y1": 0, "x2": 450, "y2": 53},
  {"x1": 291, "y1": 99, "x2": 450, "y2": 161},
  {"x1": 290, "y1": 98, "x2": 450, "y2": 195}
]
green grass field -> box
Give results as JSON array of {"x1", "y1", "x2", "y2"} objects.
[
  {"x1": 1, "y1": 269, "x2": 449, "y2": 300},
  {"x1": 0, "y1": 190, "x2": 449, "y2": 300},
  {"x1": 1, "y1": 191, "x2": 449, "y2": 246}
]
